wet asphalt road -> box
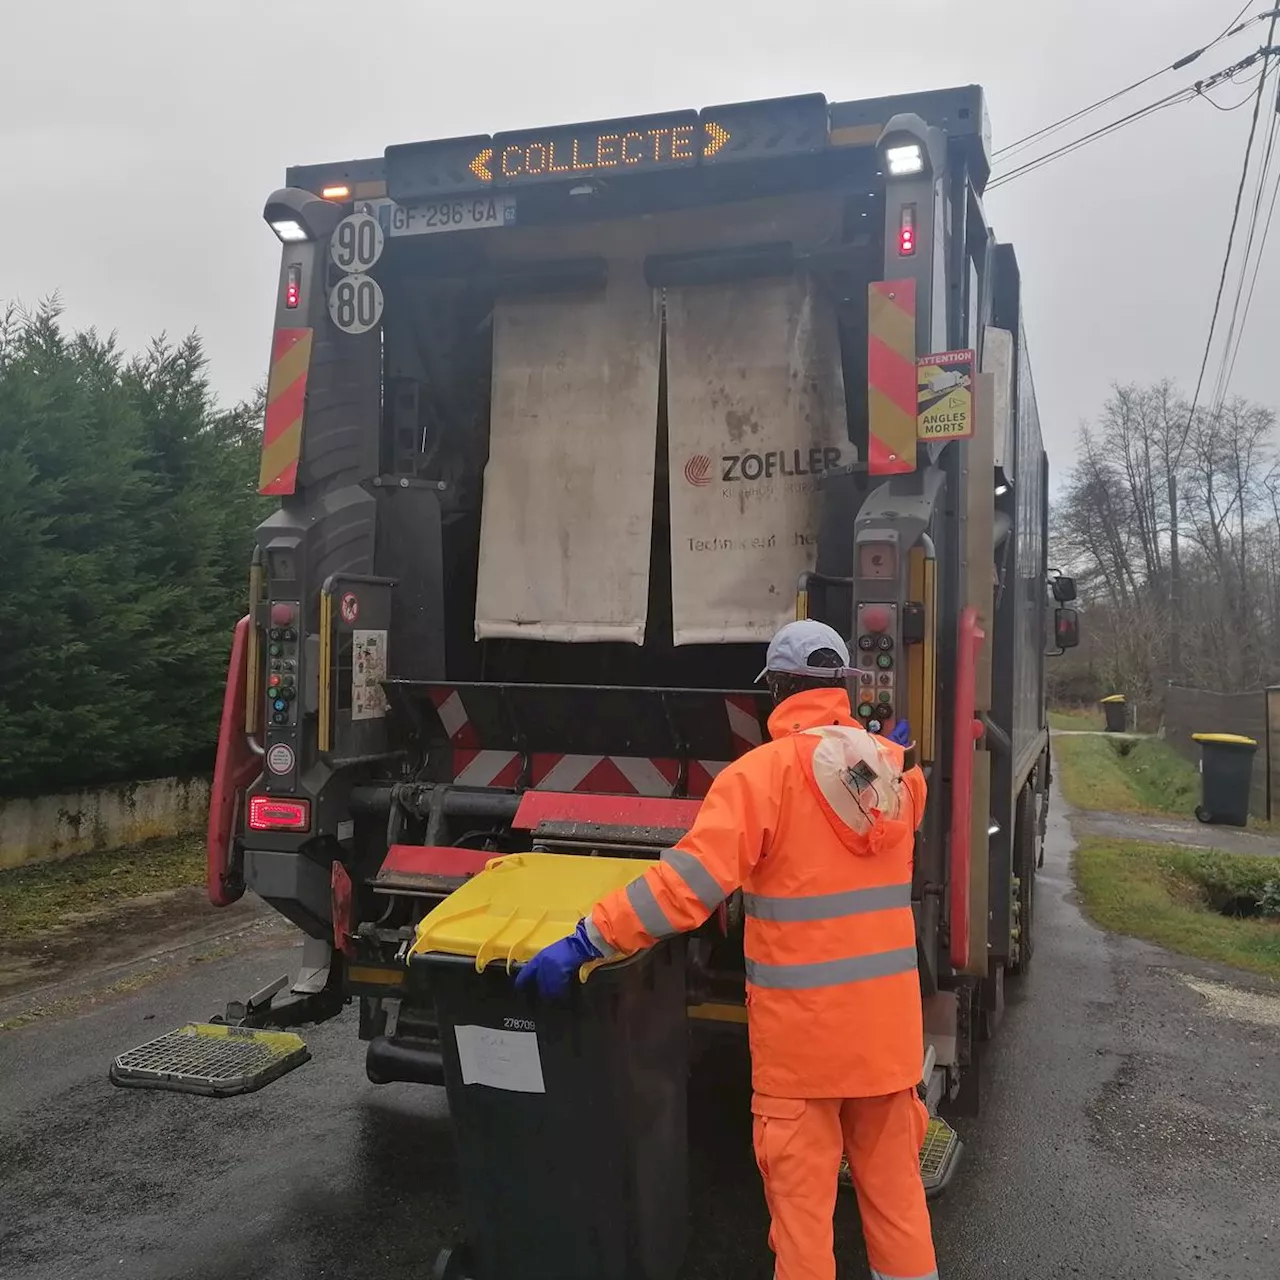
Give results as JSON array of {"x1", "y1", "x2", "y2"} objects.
[{"x1": 3, "y1": 792, "x2": 1279, "y2": 1280}]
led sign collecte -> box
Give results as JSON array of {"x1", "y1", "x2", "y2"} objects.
[
  {"x1": 384, "y1": 95, "x2": 830, "y2": 201},
  {"x1": 483, "y1": 113, "x2": 705, "y2": 186}
]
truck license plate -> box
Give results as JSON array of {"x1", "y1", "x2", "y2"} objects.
[{"x1": 382, "y1": 196, "x2": 516, "y2": 237}]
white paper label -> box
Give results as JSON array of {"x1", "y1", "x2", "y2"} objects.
[
  {"x1": 454, "y1": 1024, "x2": 546, "y2": 1094},
  {"x1": 351, "y1": 629, "x2": 389, "y2": 721}
]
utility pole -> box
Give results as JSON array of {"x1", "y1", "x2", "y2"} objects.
[{"x1": 1168, "y1": 472, "x2": 1181, "y2": 683}]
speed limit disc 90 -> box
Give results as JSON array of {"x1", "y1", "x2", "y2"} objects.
[
  {"x1": 328, "y1": 274, "x2": 384, "y2": 335},
  {"x1": 330, "y1": 212, "x2": 384, "y2": 273}
]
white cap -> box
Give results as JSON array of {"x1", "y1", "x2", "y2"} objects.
[{"x1": 756, "y1": 620, "x2": 851, "y2": 682}]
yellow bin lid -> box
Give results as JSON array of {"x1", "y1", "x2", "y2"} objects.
[
  {"x1": 1191, "y1": 733, "x2": 1257, "y2": 747},
  {"x1": 1099, "y1": 695, "x2": 1126, "y2": 704},
  {"x1": 408, "y1": 851, "x2": 653, "y2": 973}
]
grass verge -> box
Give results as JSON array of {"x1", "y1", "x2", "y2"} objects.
[
  {"x1": 1048, "y1": 705, "x2": 1105, "y2": 731},
  {"x1": 1054, "y1": 732, "x2": 1200, "y2": 817},
  {"x1": 1074, "y1": 837, "x2": 1280, "y2": 982},
  {"x1": 0, "y1": 835, "x2": 205, "y2": 942}
]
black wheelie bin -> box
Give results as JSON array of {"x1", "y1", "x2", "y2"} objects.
[
  {"x1": 1100, "y1": 695, "x2": 1127, "y2": 733},
  {"x1": 1192, "y1": 732, "x2": 1258, "y2": 827},
  {"x1": 407, "y1": 852, "x2": 689, "y2": 1280}
]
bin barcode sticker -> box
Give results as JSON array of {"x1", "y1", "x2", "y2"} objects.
[{"x1": 454, "y1": 1025, "x2": 546, "y2": 1094}]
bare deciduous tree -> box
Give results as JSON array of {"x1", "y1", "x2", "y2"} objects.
[{"x1": 1051, "y1": 383, "x2": 1277, "y2": 704}]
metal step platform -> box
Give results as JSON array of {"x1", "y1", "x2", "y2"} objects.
[
  {"x1": 109, "y1": 1022, "x2": 310, "y2": 1097},
  {"x1": 838, "y1": 1115, "x2": 963, "y2": 1200},
  {"x1": 917, "y1": 1116, "x2": 963, "y2": 1195}
]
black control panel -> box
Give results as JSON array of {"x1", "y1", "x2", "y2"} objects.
[
  {"x1": 266, "y1": 603, "x2": 301, "y2": 728},
  {"x1": 853, "y1": 602, "x2": 897, "y2": 734}
]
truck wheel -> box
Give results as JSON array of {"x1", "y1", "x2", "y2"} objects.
[{"x1": 1008, "y1": 785, "x2": 1037, "y2": 976}]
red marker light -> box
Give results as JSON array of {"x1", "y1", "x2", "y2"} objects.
[
  {"x1": 270, "y1": 602, "x2": 296, "y2": 626},
  {"x1": 285, "y1": 264, "x2": 302, "y2": 310},
  {"x1": 248, "y1": 795, "x2": 310, "y2": 831},
  {"x1": 898, "y1": 204, "x2": 917, "y2": 257}
]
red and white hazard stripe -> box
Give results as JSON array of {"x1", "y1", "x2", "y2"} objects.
[
  {"x1": 725, "y1": 694, "x2": 765, "y2": 756},
  {"x1": 426, "y1": 688, "x2": 763, "y2": 798}
]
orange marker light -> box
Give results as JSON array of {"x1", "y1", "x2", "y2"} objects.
[{"x1": 321, "y1": 184, "x2": 351, "y2": 201}]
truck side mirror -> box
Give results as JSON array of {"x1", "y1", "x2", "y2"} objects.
[
  {"x1": 1051, "y1": 575, "x2": 1077, "y2": 603},
  {"x1": 1050, "y1": 607, "x2": 1080, "y2": 655}
]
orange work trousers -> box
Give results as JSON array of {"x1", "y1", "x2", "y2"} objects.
[{"x1": 751, "y1": 1088, "x2": 937, "y2": 1280}]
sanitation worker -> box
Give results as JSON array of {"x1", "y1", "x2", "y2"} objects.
[{"x1": 515, "y1": 619, "x2": 937, "y2": 1280}]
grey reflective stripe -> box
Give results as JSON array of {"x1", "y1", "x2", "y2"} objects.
[
  {"x1": 745, "y1": 946, "x2": 918, "y2": 990},
  {"x1": 626, "y1": 877, "x2": 681, "y2": 940},
  {"x1": 743, "y1": 882, "x2": 911, "y2": 923},
  {"x1": 870, "y1": 1272, "x2": 939, "y2": 1280},
  {"x1": 660, "y1": 847, "x2": 727, "y2": 912},
  {"x1": 582, "y1": 917, "x2": 619, "y2": 960}
]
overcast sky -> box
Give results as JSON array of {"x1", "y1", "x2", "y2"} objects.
[{"x1": 2, "y1": 0, "x2": 1274, "y2": 478}]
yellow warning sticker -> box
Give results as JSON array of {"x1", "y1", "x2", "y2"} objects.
[{"x1": 917, "y1": 349, "x2": 974, "y2": 441}]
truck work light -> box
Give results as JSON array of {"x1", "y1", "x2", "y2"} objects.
[
  {"x1": 876, "y1": 112, "x2": 943, "y2": 180},
  {"x1": 885, "y1": 144, "x2": 925, "y2": 176},
  {"x1": 270, "y1": 219, "x2": 308, "y2": 243},
  {"x1": 263, "y1": 188, "x2": 344, "y2": 244}
]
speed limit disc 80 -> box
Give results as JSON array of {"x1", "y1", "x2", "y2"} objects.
[{"x1": 328, "y1": 274, "x2": 384, "y2": 335}]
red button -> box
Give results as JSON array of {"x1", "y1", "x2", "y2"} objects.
[
  {"x1": 271, "y1": 603, "x2": 296, "y2": 626},
  {"x1": 861, "y1": 605, "x2": 891, "y2": 634}
]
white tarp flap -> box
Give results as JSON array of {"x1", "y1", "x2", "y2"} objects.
[
  {"x1": 666, "y1": 275, "x2": 851, "y2": 645},
  {"x1": 982, "y1": 326, "x2": 1014, "y2": 477},
  {"x1": 474, "y1": 269, "x2": 660, "y2": 643}
]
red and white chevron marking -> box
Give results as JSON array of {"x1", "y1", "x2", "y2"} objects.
[
  {"x1": 724, "y1": 693, "x2": 765, "y2": 756},
  {"x1": 425, "y1": 688, "x2": 766, "y2": 797}
]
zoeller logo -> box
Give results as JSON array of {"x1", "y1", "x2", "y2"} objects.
[
  {"x1": 684, "y1": 454, "x2": 712, "y2": 487},
  {"x1": 720, "y1": 447, "x2": 844, "y2": 482}
]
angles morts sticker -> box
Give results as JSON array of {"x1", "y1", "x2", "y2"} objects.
[{"x1": 917, "y1": 349, "x2": 974, "y2": 441}]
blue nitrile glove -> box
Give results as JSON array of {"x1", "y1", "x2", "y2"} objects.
[
  {"x1": 514, "y1": 919, "x2": 602, "y2": 1001},
  {"x1": 889, "y1": 719, "x2": 911, "y2": 747}
]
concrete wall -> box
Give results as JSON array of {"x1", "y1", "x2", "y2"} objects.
[
  {"x1": 1164, "y1": 685, "x2": 1268, "y2": 819},
  {"x1": 0, "y1": 777, "x2": 210, "y2": 870}
]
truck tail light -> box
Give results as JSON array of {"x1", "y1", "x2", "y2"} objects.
[
  {"x1": 284, "y1": 264, "x2": 302, "y2": 310},
  {"x1": 248, "y1": 795, "x2": 311, "y2": 831},
  {"x1": 898, "y1": 205, "x2": 917, "y2": 257}
]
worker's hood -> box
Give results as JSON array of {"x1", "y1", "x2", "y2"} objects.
[
  {"x1": 766, "y1": 686, "x2": 858, "y2": 737},
  {"x1": 768, "y1": 688, "x2": 908, "y2": 850}
]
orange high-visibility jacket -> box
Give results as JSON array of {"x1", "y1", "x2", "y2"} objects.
[{"x1": 588, "y1": 687, "x2": 926, "y2": 1099}]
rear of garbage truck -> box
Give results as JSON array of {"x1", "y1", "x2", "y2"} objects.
[{"x1": 203, "y1": 83, "x2": 1078, "y2": 1150}]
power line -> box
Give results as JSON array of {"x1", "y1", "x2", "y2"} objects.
[
  {"x1": 987, "y1": 46, "x2": 1277, "y2": 190},
  {"x1": 992, "y1": 3, "x2": 1269, "y2": 160},
  {"x1": 1212, "y1": 0, "x2": 1263, "y2": 46},
  {"x1": 987, "y1": 87, "x2": 1197, "y2": 189},
  {"x1": 1200, "y1": 62, "x2": 1272, "y2": 109},
  {"x1": 1221, "y1": 147, "x2": 1280, "y2": 397},
  {"x1": 1185, "y1": 8, "x2": 1280, "y2": 430},
  {"x1": 1208, "y1": 66, "x2": 1280, "y2": 413}
]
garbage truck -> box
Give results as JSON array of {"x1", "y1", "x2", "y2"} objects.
[{"x1": 191, "y1": 84, "x2": 1078, "y2": 1186}]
